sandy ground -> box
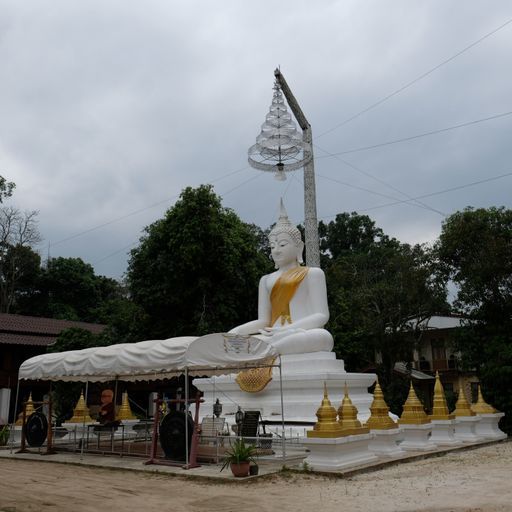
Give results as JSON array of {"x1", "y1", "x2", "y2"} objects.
[{"x1": 1, "y1": 442, "x2": 511, "y2": 512}]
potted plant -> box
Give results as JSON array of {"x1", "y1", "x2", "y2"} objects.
[
  {"x1": 0, "y1": 425, "x2": 10, "y2": 446},
  {"x1": 220, "y1": 438, "x2": 256, "y2": 477}
]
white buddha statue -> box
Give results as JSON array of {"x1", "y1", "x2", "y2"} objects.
[{"x1": 228, "y1": 200, "x2": 334, "y2": 355}]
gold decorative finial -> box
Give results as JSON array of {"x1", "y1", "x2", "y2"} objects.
[
  {"x1": 117, "y1": 391, "x2": 137, "y2": 421},
  {"x1": 68, "y1": 390, "x2": 93, "y2": 423},
  {"x1": 16, "y1": 392, "x2": 35, "y2": 425},
  {"x1": 337, "y1": 383, "x2": 369, "y2": 436},
  {"x1": 453, "y1": 383, "x2": 475, "y2": 417},
  {"x1": 365, "y1": 378, "x2": 397, "y2": 430},
  {"x1": 471, "y1": 384, "x2": 496, "y2": 414},
  {"x1": 430, "y1": 371, "x2": 454, "y2": 420},
  {"x1": 307, "y1": 382, "x2": 344, "y2": 438},
  {"x1": 399, "y1": 382, "x2": 430, "y2": 425}
]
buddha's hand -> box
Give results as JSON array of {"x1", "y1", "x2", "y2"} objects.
[{"x1": 258, "y1": 327, "x2": 306, "y2": 339}]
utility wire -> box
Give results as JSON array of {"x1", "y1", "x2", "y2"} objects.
[
  {"x1": 315, "y1": 143, "x2": 446, "y2": 216},
  {"x1": 320, "y1": 170, "x2": 512, "y2": 218},
  {"x1": 317, "y1": 110, "x2": 512, "y2": 158},
  {"x1": 316, "y1": 172, "x2": 446, "y2": 215},
  {"x1": 52, "y1": 165, "x2": 250, "y2": 247},
  {"x1": 316, "y1": 17, "x2": 512, "y2": 139}
]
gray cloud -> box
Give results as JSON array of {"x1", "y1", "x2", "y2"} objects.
[{"x1": 0, "y1": 0, "x2": 511, "y2": 278}]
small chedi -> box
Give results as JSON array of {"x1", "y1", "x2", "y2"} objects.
[
  {"x1": 365, "y1": 378, "x2": 404, "y2": 458},
  {"x1": 365, "y1": 379, "x2": 396, "y2": 430},
  {"x1": 16, "y1": 392, "x2": 35, "y2": 425},
  {"x1": 117, "y1": 392, "x2": 137, "y2": 421},
  {"x1": 471, "y1": 384, "x2": 506, "y2": 440},
  {"x1": 429, "y1": 372, "x2": 460, "y2": 446},
  {"x1": 453, "y1": 383, "x2": 481, "y2": 442},
  {"x1": 307, "y1": 383, "x2": 343, "y2": 438},
  {"x1": 453, "y1": 384, "x2": 475, "y2": 417},
  {"x1": 68, "y1": 390, "x2": 93, "y2": 423},
  {"x1": 430, "y1": 372, "x2": 454, "y2": 420},
  {"x1": 471, "y1": 384, "x2": 496, "y2": 414},
  {"x1": 398, "y1": 382, "x2": 435, "y2": 451},
  {"x1": 338, "y1": 383, "x2": 369, "y2": 436}
]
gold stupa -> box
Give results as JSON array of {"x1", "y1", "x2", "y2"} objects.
[
  {"x1": 453, "y1": 383, "x2": 475, "y2": 417},
  {"x1": 338, "y1": 383, "x2": 369, "y2": 436},
  {"x1": 430, "y1": 372, "x2": 454, "y2": 420},
  {"x1": 398, "y1": 382, "x2": 430, "y2": 425},
  {"x1": 307, "y1": 383, "x2": 344, "y2": 438},
  {"x1": 16, "y1": 392, "x2": 35, "y2": 425},
  {"x1": 471, "y1": 384, "x2": 497, "y2": 414},
  {"x1": 117, "y1": 392, "x2": 137, "y2": 421},
  {"x1": 68, "y1": 390, "x2": 93, "y2": 423},
  {"x1": 365, "y1": 378, "x2": 396, "y2": 430}
]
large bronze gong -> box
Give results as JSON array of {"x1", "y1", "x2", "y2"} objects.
[
  {"x1": 25, "y1": 411, "x2": 48, "y2": 448},
  {"x1": 159, "y1": 410, "x2": 194, "y2": 461}
]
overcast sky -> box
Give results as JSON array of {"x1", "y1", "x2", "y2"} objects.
[{"x1": 1, "y1": 1, "x2": 511, "y2": 279}]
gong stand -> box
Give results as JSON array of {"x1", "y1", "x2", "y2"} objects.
[
  {"x1": 17, "y1": 398, "x2": 56, "y2": 455},
  {"x1": 145, "y1": 393, "x2": 203, "y2": 469}
]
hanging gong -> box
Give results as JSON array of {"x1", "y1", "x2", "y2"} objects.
[
  {"x1": 159, "y1": 410, "x2": 194, "y2": 461},
  {"x1": 25, "y1": 411, "x2": 48, "y2": 447}
]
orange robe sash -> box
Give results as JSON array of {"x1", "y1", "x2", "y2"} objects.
[{"x1": 270, "y1": 266, "x2": 309, "y2": 327}]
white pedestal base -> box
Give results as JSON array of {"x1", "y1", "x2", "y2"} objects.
[
  {"x1": 454, "y1": 416, "x2": 483, "y2": 443},
  {"x1": 474, "y1": 413, "x2": 507, "y2": 440},
  {"x1": 399, "y1": 423, "x2": 436, "y2": 451},
  {"x1": 302, "y1": 433, "x2": 378, "y2": 472},
  {"x1": 193, "y1": 352, "x2": 375, "y2": 426},
  {"x1": 368, "y1": 428, "x2": 406, "y2": 458},
  {"x1": 430, "y1": 419, "x2": 462, "y2": 446}
]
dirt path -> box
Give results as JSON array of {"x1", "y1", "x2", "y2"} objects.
[{"x1": 1, "y1": 442, "x2": 511, "y2": 512}]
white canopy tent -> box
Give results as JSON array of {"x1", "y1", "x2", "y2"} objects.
[
  {"x1": 18, "y1": 333, "x2": 280, "y2": 382},
  {"x1": 16, "y1": 333, "x2": 285, "y2": 464}
]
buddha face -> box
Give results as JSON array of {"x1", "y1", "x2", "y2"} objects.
[{"x1": 270, "y1": 232, "x2": 302, "y2": 269}]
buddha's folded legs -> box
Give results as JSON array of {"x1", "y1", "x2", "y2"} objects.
[{"x1": 256, "y1": 328, "x2": 334, "y2": 355}]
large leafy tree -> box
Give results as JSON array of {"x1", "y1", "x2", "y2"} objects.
[
  {"x1": 127, "y1": 185, "x2": 271, "y2": 339},
  {"x1": 437, "y1": 207, "x2": 512, "y2": 432},
  {"x1": 0, "y1": 207, "x2": 42, "y2": 313},
  {"x1": 322, "y1": 213, "x2": 448, "y2": 413}
]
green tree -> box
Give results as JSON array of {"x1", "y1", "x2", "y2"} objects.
[
  {"x1": 32, "y1": 257, "x2": 123, "y2": 322},
  {"x1": 127, "y1": 185, "x2": 271, "y2": 339},
  {"x1": 0, "y1": 175, "x2": 15, "y2": 203},
  {"x1": 437, "y1": 207, "x2": 512, "y2": 432},
  {"x1": 0, "y1": 207, "x2": 42, "y2": 312},
  {"x1": 322, "y1": 213, "x2": 448, "y2": 414}
]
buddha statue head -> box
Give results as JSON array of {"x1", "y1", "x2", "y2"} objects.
[{"x1": 269, "y1": 199, "x2": 304, "y2": 269}]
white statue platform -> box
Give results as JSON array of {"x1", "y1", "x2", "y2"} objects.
[
  {"x1": 302, "y1": 433, "x2": 378, "y2": 472},
  {"x1": 194, "y1": 351, "x2": 375, "y2": 424}
]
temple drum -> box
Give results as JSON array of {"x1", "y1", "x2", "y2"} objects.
[{"x1": 159, "y1": 410, "x2": 194, "y2": 461}]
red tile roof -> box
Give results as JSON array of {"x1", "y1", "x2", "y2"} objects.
[{"x1": 0, "y1": 313, "x2": 106, "y2": 346}]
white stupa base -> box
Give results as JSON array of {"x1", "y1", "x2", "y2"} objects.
[
  {"x1": 302, "y1": 433, "x2": 378, "y2": 472},
  {"x1": 368, "y1": 428, "x2": 406, "y2": 458},
  {"x1": 193, "y1": 352, "x2": 375, "y2": 427},
  {"x1": 430, "y1": 419, "x2": 462, "y2": 446},
  {"x1": 399, "y1": 423, "x2": 437, "y2": 451},
  {"x1": 454, "y1": 416, "x2": 483, "y2": 443},
  {"x1": 474, "y1": 413, "x2": 507, "y2": 440}
]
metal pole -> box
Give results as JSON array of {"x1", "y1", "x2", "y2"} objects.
[
  {"x1": 80, "y1": 381, "x2": 88, "y2": 460},
  {"x1": 274, "y1": 68, "x2": 320, "y2": 268},
  {"x1": 278, "y1": 357, "x2": 286, "y2": 461},
  {"x1": 184, "y1": 368, "x2": 189, "y2": 468}
]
